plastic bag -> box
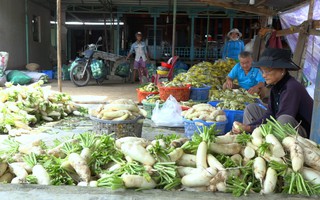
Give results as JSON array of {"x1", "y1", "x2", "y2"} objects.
[
  {"x1": 151, "y1": 95, "x2": 183, "y2": 127},
  {"x1": 7, "y1": 70, "x2": 32, "y2": 85},
  {"x1": 115, "y1": 62, "x2": 130, "y2": 78},
  {"x1": 91, "y1": 59, "x2": 106, "y2": 79}
]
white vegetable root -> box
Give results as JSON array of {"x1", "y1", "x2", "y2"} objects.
[
  {"x1": 265, "y1": 134, "x2": 285, "y2": 158},
  {"x1": 115, "y1": 137, "x2": 148, "y2": 149},
  {"x1": 181, "y1": 167, "x2": 217, "y2": 187},
  {"x1": 262, "y1": 167, "x2": 277, "y2": 194},
  {"x1": 301, "y1": 167, "x2": 320, "y2": 185},
  {"x1": 176, "y1": 154, "x2": 197, "y2": 167},
  {"x1": 241, "y1": 146, "x2": 255, "y2": 159},
  {"x1": 207, "y1": 154, "x2": 225, "y2": 171},
  {"x1": 177, "y1": 167, "x2": 201, "y2": 177},
  {"x1": 121, "y1": 143, "x2": 156, "y2": 166},
  {"x1": 9, "y1": 163, "x2": 28, "y2": 179},
  {"x1": 32, "y1": 164, "x2": 51, "y2": 185},
  {"x1": 253, "y1": 157, "x2": 267, "y2": 183},
  {"x1": 196, "y1": 142, "x2": 208, "y2": 169},
  {"x1": 168, "y1": 148, "x2": 184, "y2": 162},
  {"x1": 0, "y1": 163, "x2": 8, "y2": 177},
  {"x1": 251, "y1": 127, "x2": 263, "y2": 147},
  {"x1": 122, "y1": 174, "x2": 156, "y2": 189},
  {"x1": 215, "y1": 134, "x2": 237, "y2": 144},
  {"x1": 209, "y1": 143, "x2": 242, "y2": 155},
  {"x1": 68, "y1": 153, "x2": 91, "y2": 182}
]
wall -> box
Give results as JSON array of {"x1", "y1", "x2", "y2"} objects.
[
  {"x1": 28, "y1": 1, "x2": 51, "y2": 69},
  {"x1": 0, "y1": 0, "x2": 51, "y2": 70},
  {"x1": 0, "y1": 0, "x2": 27, "y2": 69}
]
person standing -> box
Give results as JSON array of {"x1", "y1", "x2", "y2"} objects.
[
  {"x1": 222, "y1": 28, "x2": 245, "y2": 60},
  {"x1": 126, "y1": 32, "x2": 149, "y2": 83}
]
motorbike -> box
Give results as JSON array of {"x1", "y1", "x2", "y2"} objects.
[{"x1": 70, "y1": 37, "x2": 125, "y2": 87}]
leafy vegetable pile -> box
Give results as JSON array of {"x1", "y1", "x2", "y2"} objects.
[
  {"x1": 172, "y1": 59, "x2": 236, "y2": 89},
  {"x1": 138, "y1": 83, "x2": 158, "y2": 93},
  {"x1": 0, "y1": 117, "x2": 320, "y2": 197},
  {"x1": 0, "y1": 81, "x2": 83, "y2": 136},
  {"x1": 210, "y1": 89, "x2": 260, "y2": 110}
]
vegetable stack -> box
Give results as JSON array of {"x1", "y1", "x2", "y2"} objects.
[{"x1": 0, "y1": 81, "x2": 83, "y2": 136}]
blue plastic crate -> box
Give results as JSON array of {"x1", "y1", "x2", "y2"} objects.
[
  {"x1": 190, "y1": 86, "x2": 211, "y2": 101},
  {"x1": 183, "y1": 118, "x2": 228, "y2": 138},
  {"x1": 224, "y1": 109, "x2": 245, "y2": 132},
  {"x1": 41, "y1": 70, "x2": 54, "y2": 79},
  {"x1": 208, "y1": 101, "x2": 221, "y2": 107}
]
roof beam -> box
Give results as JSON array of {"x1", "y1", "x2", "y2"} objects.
[{"x1": 197, "y1": 0, "x2": 277, "y2": 16}]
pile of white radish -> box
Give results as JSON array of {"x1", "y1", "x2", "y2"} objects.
[
  {"x1": 182, "y1": 104, "x2": 227, "y2": 122},
  {"x1": 0, "y1": 117, "x2": 320, "y2": 197}
]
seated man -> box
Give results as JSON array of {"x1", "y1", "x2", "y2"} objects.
[{"x1": 223, "y1": 51, "x2": 265, "y2": 95}]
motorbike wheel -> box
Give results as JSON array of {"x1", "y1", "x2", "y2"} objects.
[{"x1": 70, "y1": 63, "x2": 91, "y2": 87}]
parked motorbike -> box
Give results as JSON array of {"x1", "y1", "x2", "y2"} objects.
[{"x1": 70, "y1": 37, "x2": 108, "y2": 87}]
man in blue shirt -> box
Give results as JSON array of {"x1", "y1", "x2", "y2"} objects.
[{"x1": 223, "y1": 51, "x2": 265, "y2": 95}]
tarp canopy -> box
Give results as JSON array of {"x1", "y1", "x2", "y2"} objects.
[{"x1": 279, "y1": 0, "x2": 320, "y2": 84}]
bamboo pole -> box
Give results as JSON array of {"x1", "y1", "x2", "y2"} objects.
[
  {"x1": 57, "y1": 0, "x2": 62, "y2": 92},
  {"x1": 172, "y1": 0, "x2": 177, "y2": 57}
]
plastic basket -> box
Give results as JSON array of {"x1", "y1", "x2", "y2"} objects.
[
  {"x1": 90, "y1": 116, "x2": 144, "y2": 138},
  {"x1": 224, "y1": 109, "x2": 245, "y2": 132},
  {"x1": 190, "y1": 86, "x2": 211, "y2": 101},
  {"x1": 142, "y1": 101, "x2": 163, "y2": 119},
  {"x1": 208, "y1": 101, "x2": 221, "y2": 107},
  {"x1": 136, "y1": 89, "x2": 159, "y2": 104},
  {"x1": 159, "y1": 86, "x2": 190, "y2": 102},
  {"x1": 41, "y1": 70, "x2": 54, "y2": 79},
  {"x1": 183, "y1": 118, "x2": 228, "y2": 138}
]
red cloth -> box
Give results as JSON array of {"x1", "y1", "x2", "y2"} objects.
[{"x1": 268, "y1": 31, "x2": 283, "y2": 49}]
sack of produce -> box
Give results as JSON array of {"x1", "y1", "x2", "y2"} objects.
[
  {"x1": 152, "y1": 95, "x2": 183, "y2": 127},
  {"x1": 91, "y1": 59, "x2": 106, "y2": 79},
  {"x1": 115, "y1": 62, "x2": 130, "y2": 78},
  {"x1": 7, "y1": 70, "x2": 32, "y2": 85}
]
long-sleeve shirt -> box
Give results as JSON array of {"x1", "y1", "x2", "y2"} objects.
[
  {"x1": 250, "y1": 73, "x2": 314, "y2": 136},
  {"x1": 129, "y1": 41, "x2": 148, "y2": 61},
  {"x1": 222, "y1": 40, "x2": 245, "y2": 60}
]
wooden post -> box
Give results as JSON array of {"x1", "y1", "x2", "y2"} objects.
[
  {"x1": 293, "y1": 0, "x2": 314, "y2": 82},
  {"x1": 172, "y1": 0, "x2": 177, "y2": 57},
  {"x1": 57, "y1": 0, "x2": 62, "y2": 92}
]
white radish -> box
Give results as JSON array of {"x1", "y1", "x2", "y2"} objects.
[
  {"x1": 262, "y1": 167, "x2": 278, "y2": 194},
  {"x1": 32, "y1": 164, "x2": 51, "y2": 185},
  {"x1": 181, "y1": 167, "x2": 217, "y2": 187},
  {"x1": 196, "y1": 142, "x2": 208, "y2": 169},
  {"x1": 115, "y1": 137, "x2": 148, "y2": 148},
  {"x1": 80, "y1": 148, "x2": 92, "y2": 164},
  {"x1": 216, "y1": 182, "x2": 227, "y2": 192},
  {"x1": 209, "y1": 143, "x2": 242, "y2": 155},
  {"x1": 122, "y1": 174, "x2": 156, "y2": 189},
  {"x1": 77, "y1": 181, "x2": 88, "y2": 186},
  {"x1": 108, "y1": 163, "x2": 122, "y2": 172},
  {"x1": 0, "y1": 163, "x2": 8, "y2": 177},
  {"x1": 252, "y1": 127, "x2": 263, "y2": 147},
  {"x1": 300, "y1": 146, "x2": 320, "y2": 171},
  {"x1": 9, "y1": 163, "x2": 28, "y2": 179},
  {"x1": 215, "y1": 134, "x2": 237, "y2": 144},
  {"x1": 301, "y1": 167, "x2": 320, "y2": 185},
  {"x1": 177, "y1": 167, "x2": 201, "y2": 177},
  {"x1": 265, "y1": 134, "x2": 285, "y2": 158},
  {"x1": 89, "y1": 180, "x2": 98, "y2": 187},
  {"x1": 242, "y1": 146, "x2": 255, "y2": 159},
  {"x1": 246, "y1": 142, "x2": 258, "y2": 151},
  {"x1": 11, "y1": 177, "x2": 24, "y2": 184},
  {"x1": 253, "y1": 157, "x2": 267, "y2": 183},
  {"x1": 261, "y1": 152, "x2": 285, "y2": 164},
  {"x1": 168, "y1": 148, "x2": 184, "y2": 162},
  {"x1": 176, "y1": 154, "x2": 197, "y2": 167},
  {"x1": 290, "y1": 144, "x2": 304, "y2": 172},
  {"x1": 68, "y1": 153, "x2": 91, "y2": 182},
  {"x1": 121, "y1": 143, "x2": 156, "y2": 166},
  {"x1": 151, "y1": 139, "x2": 166, "y2": 148},
  {"x1": 0, "y1": 172, "x2": 14, "y2": 183},
  {"x1": 230, "y1": 154, "x2": 242, "y2": 166},
  {"x1": 61, "y1": 160, "x2": 76, "y2": 173},
  {"x1": 208, "y1": 171, "x2": 228, "y2": 192},
  {"x1": 207, "y1": 154, "x2": 225, "y2": 171}
]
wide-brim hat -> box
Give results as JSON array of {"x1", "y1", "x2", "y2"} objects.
[
  {"x1": 227, "y1": 28, "x2": 242, "y2": 38},
  {"x1": 252, "y1": 48, "x2": 300, "y2": 71},
  {"x1": 135, "y1": 32, "x2": 142, "y2": 36}
]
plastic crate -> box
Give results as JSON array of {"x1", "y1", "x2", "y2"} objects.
[
  {"x1": 41, "y1": 70, "x2": 54, "y2": 79},
  {"x1": 90, "y1": 116, "x2": 144, "y2": 138},
  {"x1": 190, "y1": 86, "x2": 211, "y2": 102},
  {"x1": 208, "y1": 101, "x2": 221, "y2": 107},
  {"x1": 142, "y1": 101, "x2": 163, "y2": 119},
  {"x1": 224, "y1": 109, "x2": 245, "y2": 132},
  {"x1": 159, "y1": 86, "x2": 190, "y2": 102},
  {"x1": 183, "y1": 118, "x2": 228, "y2": 138},
  {"x1": 136, "y1": 89, "x2": 159, "y2": 104}
]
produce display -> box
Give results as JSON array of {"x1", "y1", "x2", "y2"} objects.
[
  {"x1": 161, "y1": 81, "x2": 186, "y2": 88},
  {"x1": 143, "y1": 95, "x2": 164, "y2": 104},
  {"x1": 182, "y1": 104, "x2": 227, "y2": 122},
  {"x1": 172, "y1": 59, "x2": 236, "y2": 89},
  {"x1": 210, "y1": 89, "x2": 260, "y2": 110},
  {"x1": 0, "y1": 81, "x2": 84, "y2": 136},
  {"x1": 138, "y1": 83, "x2": 158, "y2": 92},
  {"x1": 1, "y1": 117, "x2": 319, "y2": 197},
  {"x1": 89, "y1": 99, "x2": 147, "y2": 121}
]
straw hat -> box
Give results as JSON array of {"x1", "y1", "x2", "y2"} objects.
[
  {"x1": 227, "y1": 28, "x2": 242, "y2": 38},
  {"x1": 26, "y1": 63, "x2": 40, "y2": 71},
  {"x1": 252, "y1": 48, "x2": 300, "y2": 71}
]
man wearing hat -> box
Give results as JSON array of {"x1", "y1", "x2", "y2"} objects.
[
  {"x1": 232, "y1": 48, "x2": 314, "y2": 138},
  {"x1": 126, "y1": 32, "x2": 149, "y2": 83},
  {"x1": 222, "y1": 28, "x2": 245, "y2": 60}
]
